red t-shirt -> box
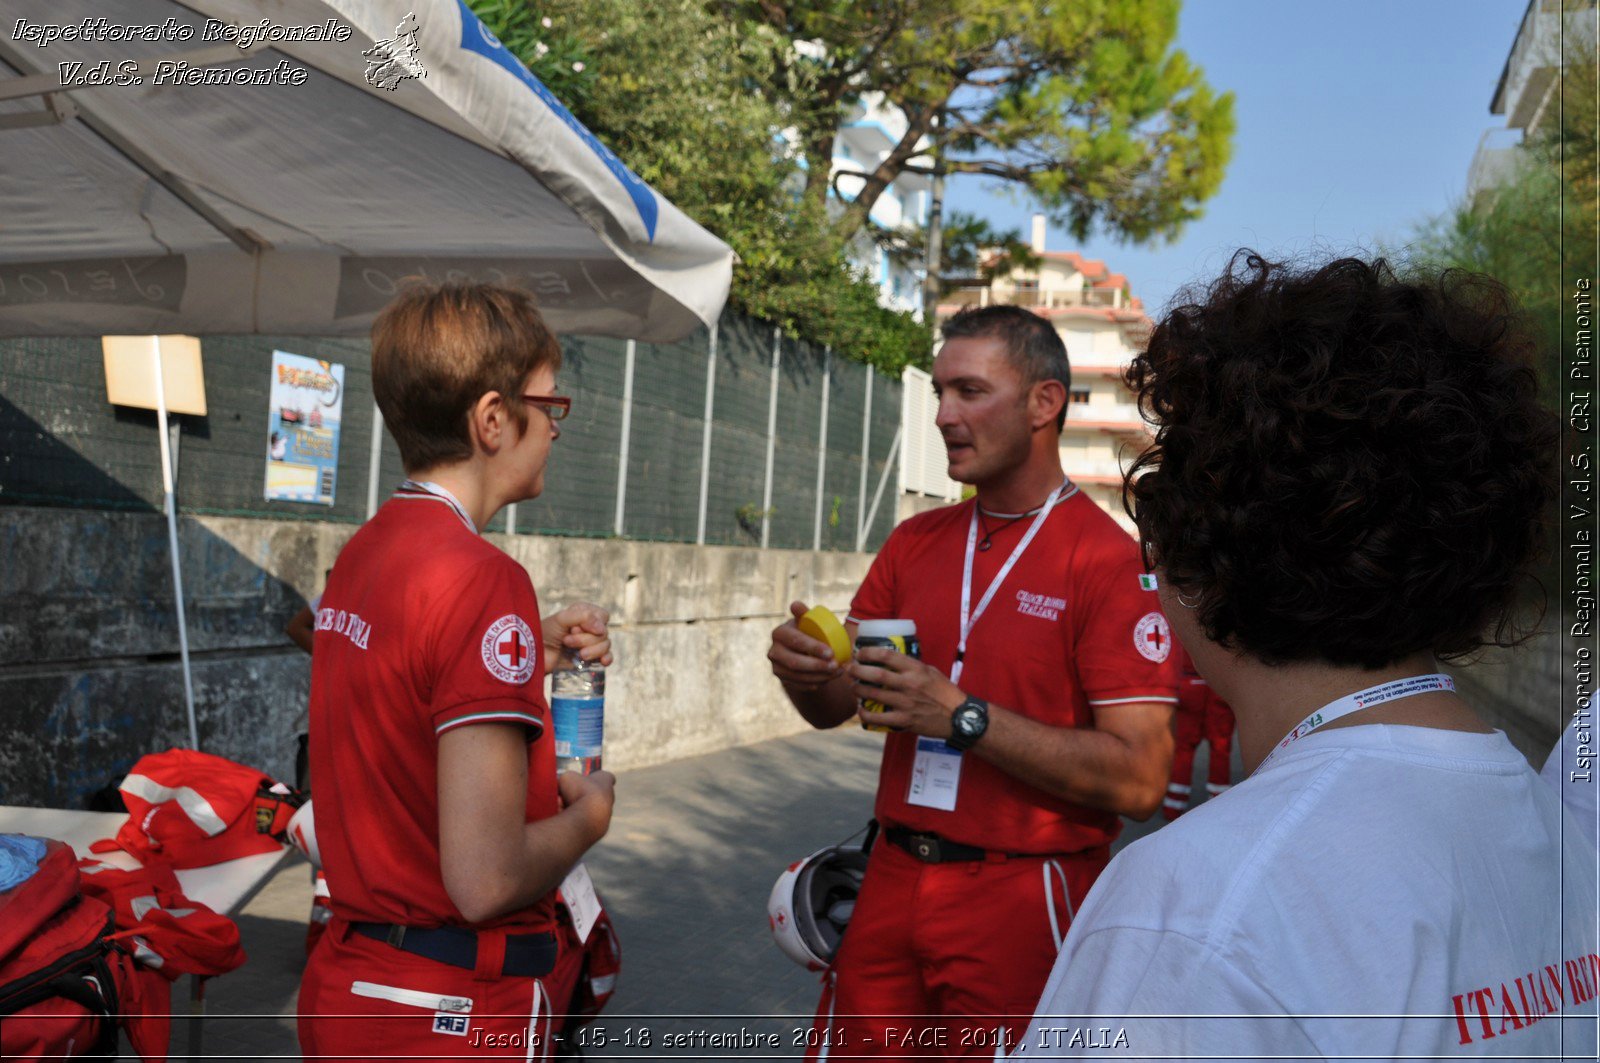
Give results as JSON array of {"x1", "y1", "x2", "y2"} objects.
[
  {"x1": 309, "y1": 490, "x2": 559, "y2": 932},
  {"x1": 849, "y1": 489, "x2": 1179, "y2": 854}
]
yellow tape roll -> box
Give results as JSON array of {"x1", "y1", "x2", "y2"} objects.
[{"x1": 797, "y1": 605, "x2": 852, "y2": 665}]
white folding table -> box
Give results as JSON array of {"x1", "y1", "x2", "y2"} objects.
[{"x1": 0, "y1": 805, "x2": 292, "y2": 1061}]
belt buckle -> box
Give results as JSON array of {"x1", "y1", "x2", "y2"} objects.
[
  {"x1": 912, "y1": 833, "x2": 941, "y2": 863},
  {"x1": 386, "y1": 925, "x2": 406, "y2": 949}
]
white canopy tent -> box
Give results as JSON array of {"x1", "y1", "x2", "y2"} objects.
[
  {"x1": 0, "y1": 0, "x2": 735, "y2": 751},
  {"x1": 0, "y1": 0, "x2": 734, "y2": 340}
]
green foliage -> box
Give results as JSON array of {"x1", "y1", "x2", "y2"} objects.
[
  {"x1": 1402, "y1": 55, "x2": 1597, "y2": 406},
  {"x1": 736, "y1": 502, "x2": 777, "y2": 537},
  {"x1": 471, "y1": 0, "x2": 930, "y2": 371},
  {"x1": 725, "y1": 0, "x2": 1235, "y2": 244},
  {"x1": 470, "y1": 0, "x2": 596, "y2": 107},
  {"x1": 1401, "y1": 43, "x2": 1596, "y2": 619},
  {"x1": 471, "y1": 0, "x2": 1230, "y2": 371},
  {"x1": 881, "y1": 210, "x2": 1041, "y2": 292}
]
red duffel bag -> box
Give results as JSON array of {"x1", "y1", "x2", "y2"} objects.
[
  {"x1": 0, "y1": 836, "x2": 143, "y2": 1060},
  {"x1": 89, "y1": 748, "x2": 302, "y2": 869}
]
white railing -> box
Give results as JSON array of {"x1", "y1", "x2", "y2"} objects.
[
  {"x1": 942, "y1": 286, "x2": 1123, "y2": 311},
  {"x1": 1466, "y1": 128, "x2": 1524, "y2": 201},
  {"x1": 1067, "y1": 402, "x2": 1145, "y2": 426}
]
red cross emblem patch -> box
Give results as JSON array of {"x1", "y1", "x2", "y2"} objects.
[
  {"x1": 481, "y1": 614, "x2": 537, "y2": 683},
  {"x1": 1133, "y1": 611, "x2": 1172, "y2": 663}
]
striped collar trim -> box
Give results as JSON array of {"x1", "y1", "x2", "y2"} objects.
[{"x1": 395, "y1": 480, "x2": 476, "y2": 533}]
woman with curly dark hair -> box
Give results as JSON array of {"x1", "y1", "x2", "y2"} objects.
[{"x1": 1013, "y1": 254, "x2": 1597, "y2": 1060}]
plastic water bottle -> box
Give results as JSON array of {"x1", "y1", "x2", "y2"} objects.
[{"x1": 551, "y1": 652, "x2": 604, "y2": 774}]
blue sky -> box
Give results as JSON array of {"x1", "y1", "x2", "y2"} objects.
[{"x1": 945, "y1": 0, "x2": 1530, "y2": 314}]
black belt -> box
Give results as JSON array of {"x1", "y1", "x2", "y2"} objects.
[
  {"x1": 884, "y1": 827, "x2": 1033, "y2": 864},
  {"x1": 351, "y1": 922, "x2": 558, "y2": 978}
]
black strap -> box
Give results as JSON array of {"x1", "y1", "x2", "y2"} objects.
[
  {"x1": 862, "y1": 818, "x2": 880, "y2": 855},
  {"x1": 883, "y1": 826, "x2": 1037, "y2": 864},
  {"x1": 0, "y1": 947, "x2": 120, "y2": 1060},
  {"x1": 351, "y1": 922, "x2": 558, "y2": 978}
]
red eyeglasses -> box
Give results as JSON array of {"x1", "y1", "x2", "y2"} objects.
[{"x1": 521, "y1": 394, "x2": 572, "y2": 421}]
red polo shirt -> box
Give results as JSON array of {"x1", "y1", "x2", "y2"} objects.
[
  {"x1": 850, "y1": 490, "x2": 1179, "y2": 854},
  {"x1": 309, "y1": 490, "x2": 558, "y2": 932}
]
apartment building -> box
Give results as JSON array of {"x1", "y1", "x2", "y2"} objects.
[
  {"x1": 1467, "y1": 0, "x2": 1597, "y2": 201},
  {"x1": 930, "y1": 216, "x2": 1153, "y2": 533}
]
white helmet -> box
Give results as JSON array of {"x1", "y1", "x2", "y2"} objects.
[
  {"x1": 767, "y1": 844, "x2": 869, "y2": 971},
  {"x1": 285, "y1": 799, "x2": 321, "y2": 868}
]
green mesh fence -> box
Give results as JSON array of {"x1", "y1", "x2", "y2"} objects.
[{"x1": 0, "y1": 309, "x2": 903, "y2": 552}]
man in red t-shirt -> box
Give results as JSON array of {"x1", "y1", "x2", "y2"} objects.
[
  {"x1": 298, "y1": 283, "x2": 616, "y2": 1062},
  {"x1": 1163, "y1": 639, "x2": 1237, "y2": 819},
  {"x1": 769, "y1": 306, "x2": 1179, "y2": 1057}
]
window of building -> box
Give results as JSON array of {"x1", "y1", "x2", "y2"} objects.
[{"x1": 1069, "y1": 388, "x2": 1091, "y2": 405}]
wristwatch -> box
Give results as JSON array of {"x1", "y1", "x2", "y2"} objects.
[{"x1": 946, "y1": 695, "x2": 989, "y2": 752}]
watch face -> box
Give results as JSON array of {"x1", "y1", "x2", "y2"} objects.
[{"x1": 955, "y1": 706, "x2": 983, "y2": 736}]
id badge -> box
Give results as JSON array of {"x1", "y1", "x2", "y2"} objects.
[
  {"x1": 906, "y1": 737, "x2": 962, "y2": 811},
  {"x1": 559, "y1": 862, "x2": 601, "y2": 943}
]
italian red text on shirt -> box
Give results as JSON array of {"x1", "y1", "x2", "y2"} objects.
[{"x1": 1452, "y1": 953, "x2": 1600, "y2": 1045}]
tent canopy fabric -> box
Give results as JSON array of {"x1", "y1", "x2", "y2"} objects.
[{"x1": 0, "y1": 0, "x2": 733, "y2": 341}]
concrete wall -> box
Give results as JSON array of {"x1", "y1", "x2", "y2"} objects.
[{"x1": 0, "y1": 506, "x2": 873, "y2": 807}]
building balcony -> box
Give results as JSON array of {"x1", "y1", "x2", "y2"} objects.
[
  {"x1": 1064, "y1": 403, "x2": 1151, "y2": 436},
  {"x1": 1492, "y1": 0, "x2": 1598, "y2": 134},
  {"x1": 941, "y1": 286, "x2": 1124, "y2": 311},
  {"x1": 1060, "y1": 458, "x2": 1132, "y2": 486},
  {"x1": 1466, "y1": 128, "x2": 1525, "y2": 202}
]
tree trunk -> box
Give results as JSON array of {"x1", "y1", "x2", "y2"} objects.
[{"x1": 831, "y1": 109, "x2": 935, "y2": 242}]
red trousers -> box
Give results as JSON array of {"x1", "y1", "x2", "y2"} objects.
[
  {"x1": 807, "y1": 838, "x2": 1107, "y2": 1059},
  {"x1": 298, "y1": 919, "x2": 554, "y2": 1062},
  {"x1": 1164, "y1": 681, "x2": 1237, "y2": 819}
]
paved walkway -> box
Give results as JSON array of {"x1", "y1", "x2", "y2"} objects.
[{"x1": 191, "y1": 726, "x2": 1226, "y2": 1059}]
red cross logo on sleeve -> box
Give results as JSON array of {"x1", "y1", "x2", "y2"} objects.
[
  {"x1": 498, "y1": 629, "x2": 527, "y2": 669},
  {"x1": 1133, "y1": 612, "x2": 1173, "y2": 663},
  {"x1": 482, "y1": 615, "x2": 537, "y2": 682}
]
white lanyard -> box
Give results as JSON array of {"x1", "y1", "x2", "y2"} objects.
[
  {"x1": 953, "y1": 479, "x2": 1076, "y2": 685},
  {"x1": 397, "y1": 479, "x2": 476, "y2": 534},
  {"x1": 1259, "y1": 672, "x2": 1457, "y2": 769}
]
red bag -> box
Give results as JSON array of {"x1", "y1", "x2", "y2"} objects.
[
  {"x1": 90, "y1": 749, "x2": 301, "y2": 868},
  {"x1": 0, "y1": 837, "x2": 141, "y2": 1060},
  {"x1": 78, "y1": 859, "x2": 247, "y2": 979},
  {"x1": 547, "y1": 896, "x2": 621, "y2": 1040}
]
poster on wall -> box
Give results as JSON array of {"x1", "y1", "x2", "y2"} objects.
[{"x1": 264, "y1": 350, "x2": 345, "y2": 506}]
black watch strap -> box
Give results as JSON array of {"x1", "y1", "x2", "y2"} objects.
[{"x1": 945, "y1": 695, "x2": 989, "y2": 752}]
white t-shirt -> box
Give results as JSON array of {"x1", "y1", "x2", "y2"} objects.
[
  {"x1": 1543, "y1": 718, "x2": 1598, "y2": 850},
  {"x1": 1014, "y1": 725, "x2": 1600, "y2": 1061}
]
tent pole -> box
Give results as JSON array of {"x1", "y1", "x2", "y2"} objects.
[{"x1": 151, "y1": 337, "x2": 200, "y2": 750}]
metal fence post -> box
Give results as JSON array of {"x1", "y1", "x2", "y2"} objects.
[
  {"x1": 760, "y1": 327, "x2": 781, "y2": 549},
  {"x1": 856, "y1": 367, "x2": 873, "y2": 552},
  {"x1": 861, "y1": 426, "x2": 904, "y2": 547},
  {"x1": 813, "y1": 346, "x2": 831, "y2": 551},
  {"x1": 696, "y1": 323, "x2": 718, "y2": 545},
  {"x1": 366, "y1": 400, "x2": 383, "y2": 521},
  {"x1": 615, "y1": 339, "x2": 636, "y2": 537}
]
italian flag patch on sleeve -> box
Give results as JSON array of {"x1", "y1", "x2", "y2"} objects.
[{"x1": 1138, "y1": 573, "x2": 1158, "y2": 591}]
